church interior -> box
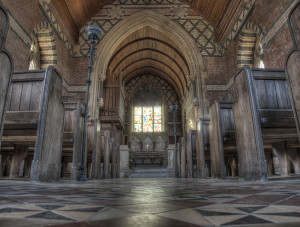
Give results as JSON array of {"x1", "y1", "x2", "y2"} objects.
[{"x1": 0, "y1": 0, "x2": 300, "y2": 226}]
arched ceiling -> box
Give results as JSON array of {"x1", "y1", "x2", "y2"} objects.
[
  {"x1": 107, "y1": 26, "x2": 189, "y2": 98},
  {"x1": 51, "y1": 0, "x2": 245, "y2": 42}
]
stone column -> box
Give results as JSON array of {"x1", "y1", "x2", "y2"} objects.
[
  {"x1": 272, "y1": 142, "x2": 289, "y2": 176},
  {"x1": 103, "y1": 130, "x2": 110, "y2": 179},
  {"x1": 287, "y1": 148, "x2": 300, "y2": 174},
  {"x1": 209, "y1": 101, "x2": 226, "y2": 179},
  {"x1": 119, "y1": 145, "x2": 130, "y2": 178},
  {"x1": 167, "y1": 144, "x2": 175, "y2": 177},
  {"x1": 10, "y1": 145, "x2": 28, "y2": 178},
  {"x1": 180, "y1": 137, "x2": 186, "y2": 178}
]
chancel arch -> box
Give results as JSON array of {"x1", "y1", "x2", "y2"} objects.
[{"x1": 90, "y1": 9, "x2": 206, "y2": 121}]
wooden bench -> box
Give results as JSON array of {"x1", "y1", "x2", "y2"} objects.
[
  {"x1": 286, "y1": 1, "x2": 300, "y2": 142},
  {"x1": 0, "y1": 5, "x2": 13, "y2": 149},
  {"x1": 61, "y1": 101, "x2": 84, "y2": 180},
  {"x1": 233, "y1": 66, "x2": 299, "y2": 181},
  {"x1": 1, "y1": 67, "x2": 64, "y2": 182},
  {"x1": 209, "y1": 101, "x2": 237, "y2": 179},
  {"x1": 196, "y1": 118, "x2": 210, "y2": 178}
]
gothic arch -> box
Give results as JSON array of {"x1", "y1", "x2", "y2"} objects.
[{"x1": 90, "y1": 10, "x2": 207, "y2": 119}]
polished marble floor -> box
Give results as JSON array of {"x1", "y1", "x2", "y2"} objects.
[{"x1": 0, "y1": 177, "x2": 300, "y2": 227}]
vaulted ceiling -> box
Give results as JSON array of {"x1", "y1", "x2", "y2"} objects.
[
  {"x1": 51, "y1": 0, "x2": 245, "y2": 43},
  {"x1": 107, "y1": 26, "x2": 189, "y2": 97}
]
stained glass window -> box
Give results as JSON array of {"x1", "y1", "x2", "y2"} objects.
[
  {"x1": 134, "y1": 107, "x2": 142, "y2": 132},
  {"x1": 134, "y1": 106, "x2": 162, "y2": 132}
]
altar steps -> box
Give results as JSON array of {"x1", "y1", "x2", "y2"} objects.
[{"x1": 129, "y1": 167, "x2": 168, "y2": 178}]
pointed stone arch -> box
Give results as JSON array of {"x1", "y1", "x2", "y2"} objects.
[{"x1": 90, "y1": 10, "x2": 207, "y2": 119}]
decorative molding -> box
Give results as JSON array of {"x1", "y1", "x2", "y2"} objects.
[
  {"x1": 7, "y1": 12, "x2": 31, "y2": 48},
  {"x1": 261, "y1": 0, "x2": 299, "y2": 48},
  {"x1": 220, "y1": 0, "x2": 255, "y2": 55},
  {"x1": 74, "y1": 0, "x2": 221, "y2": 57}
]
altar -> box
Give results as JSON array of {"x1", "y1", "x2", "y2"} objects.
[{"x1": 129, "y1": 135, "x2": 167, "y2": 167}]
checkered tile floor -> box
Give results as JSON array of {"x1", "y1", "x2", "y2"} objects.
[{"x1": 0, "y1": 178, "x2": 299, "y2": 226}]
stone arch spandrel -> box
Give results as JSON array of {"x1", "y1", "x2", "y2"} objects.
[{"x1": 90, "y1": 10, "x2": 207, "y2": 119}]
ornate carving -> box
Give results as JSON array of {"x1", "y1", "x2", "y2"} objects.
[
  {"x1": 155, "y1": 136, "x2": 165, "y2": 151},
  {"x1": 143, "y1": 136, "x2": 153, "y2": 151},
  {"x1": 130, "y1": 136, "x2": 141, "y2": 152}
]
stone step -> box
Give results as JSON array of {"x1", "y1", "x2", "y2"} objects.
[{"x1": 129, "y1": 167, "x2": 168, "y2": 178}]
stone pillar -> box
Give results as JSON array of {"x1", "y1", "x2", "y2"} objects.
[
  {"x1": 209, "y1": 101, "x2": 226, "y2": 179},
  {"x1": 287, "y1": 148, "x2": 300, "y2": 174},
  {"x1": 196, "y1": 118, "x2": 210, "y2": 178},
  {"x1": 180, "y1": 137, "x2": 186, "y2": 178},
  {"x1": 272, "y1": 142, "x2": 289, "y2": 176},
  {"x1": 103, "y1": 131, "x2": 110, "y2": 179},
  {"x1": 233, "y1": 67, "x2": 268, "y2": 181},
  {"x1": 10, "y1": 145, "x2": 28, "y2": 178},
  {"x1": 167, "y1": 144, "x2": 175, "y2": 177},
  {"x1": 120, "y1": 145, "x2": 130, "y2": 178}
]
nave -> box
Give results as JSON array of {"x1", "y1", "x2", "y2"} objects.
[{"x1": 0, "y1": 178, "x2": 299, "y2": 227}]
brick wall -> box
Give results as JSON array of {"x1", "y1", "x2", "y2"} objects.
[
  {"x1": 1, "y1": 0, "x2": 74, "y2": 84},
  {"x1": 222, "y1": 0, "x2": 295, "y2": 81},
  {"x1": 263, "y1": 24, "x2": 294, "y2": 69}
]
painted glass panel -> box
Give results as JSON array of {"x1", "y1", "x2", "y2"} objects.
[
  {"x1": 143, "y1": 123, "x2": 153, "y2": 132},
  {"x1": 135, "y1": 107, "x2": 142, "y2": 116},
  {"x1": 143, "y1": 107, "x2": 152, "y2": 116},
  {"x1": 154, "y1": 124, "x2": 161, "y2": 132},
  {"x1": 154, "y1": 115, "x2": 161, "y2": 124},
  {"x1": 135, "y1": 115, "x2": 142, "y2": 124},
  {"x1": 154, "y1": 107, "x2": 161, "y2": 116},
  {"x1": 135, "y1": 124, "x2": 142, "y2": 132}
]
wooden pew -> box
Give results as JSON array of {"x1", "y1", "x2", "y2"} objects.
[
  {"x1": 196, "y1": 118, "x2": 210, "y2": 178},
  {"x1": 187, "y1": 130, "x2": 197, "y2": 178},
  {"x1": 209, "y1": 101, "x2": 236, "y2": 179},
  {"x1": 286, "y1": 1, "x2": 300, "y2": 142},
  {"x1": 0, "y1": 5, "x2": 13, "y2": 148},
  {"x1": 1, "y1": 67, "x2": 65, "y2": 182},
  {"x1": 61, "y1": 101, "x2": 84, "y2": 180},
  {"x1": 88, "y1": 119, "x2": 102, "y2": 179},
  {"x1": 233, "y1": 66, "x2": 299, "y2": 181}
]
